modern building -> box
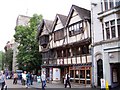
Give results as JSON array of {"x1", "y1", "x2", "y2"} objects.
[
  {"x1": 91, "y1": 0, "x2": 120, "y2": 88},
  {"x1": 37, "y1": 5, "x2": 91, "y2": 85}
]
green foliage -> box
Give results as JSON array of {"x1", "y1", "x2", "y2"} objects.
[
  {"x1": 14, "y1": 14, "x2": 42, "y2": 73},
  {"x1": 5, "y1": 49, "x2": 13, "y2": 71}
]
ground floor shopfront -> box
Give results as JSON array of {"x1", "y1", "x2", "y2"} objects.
[
  {"x1": 93, "y1": 43, "x2": 120, "y2": 88},
  {"x1": 41, "y1": 63, "x2": 92, "y2": 86}
]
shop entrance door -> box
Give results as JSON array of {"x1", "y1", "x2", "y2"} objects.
[{"x1": 97, "y1": 59, "x2": 103, "y2": 86}]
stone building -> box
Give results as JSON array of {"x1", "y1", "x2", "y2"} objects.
[{"x1": 91, "y1": 0, "x2": 120, "y2": 88}]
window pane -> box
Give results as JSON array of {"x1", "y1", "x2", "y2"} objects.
[
  {"x1": 109, "y1": 0, "x2": 114, "y2": 8},
  {"x1": 115, "y1": 0, "x2": 120, "y2": 6},
  {"x1": 80, "y1": 70, "x2": 85, "y2": 78},
  {"x1": 106, "y1": 28, "x2": 110, "y2": 39},
  {"x1": 105, "y1": 22, "x2": 109, "y2": 27},
  {"x1": 110, "y1": 20, "x2": 115, "y2": 25},
  {"x1": 117, "y1": 19, "x2": 120, "y2": 37},
  {"x1": 104, "y1": 0, "x2": 108, "y2": 10},
  {"x1": 118, "y1": 25, "x2": 120, "y2": 37},
  {"x1": 117, "y1": 19, "x2": 120, "y2": 24},
  {"x1": 111, "y1": 26, "x2": 116, "y2": 38}
]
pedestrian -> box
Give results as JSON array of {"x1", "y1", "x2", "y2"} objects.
[
  {"x1": 41, "y1": 71, "x2": 46, "y2": 90},
  {"x1": 37, "y1": 73, "x2": 41, "y2": 83},
  {"x1": 0, "y1": 70, "x2": 7, "y2": 90},
  {"x1": 64, "y1": 72, "x2": 71, "y2": 88},
  {"x1": 30, "y1": 72, "x2": 33, "y2": 85},
  {"x1": 13, "y1": 72, "x2": 18, "y2": 84},
  {"x1": 22, "y1": 71, "x2": 28, "y2": 88},
  {"x1": 26, "y1": 72, "x2": 31, "y2": 86}
]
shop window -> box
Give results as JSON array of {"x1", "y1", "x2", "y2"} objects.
[
  {"x1": 86, "y1": 70, "x2": 90, "y2": 79},
  {"x1": 80, "y1": 70, "x2": 85, "y2": 78},
  {"x1": 70, "y1": 70, "x2": 74, "y2": 82},
  {"x1": 75, "y1": 70, "x2": 79, "y2": 83}
]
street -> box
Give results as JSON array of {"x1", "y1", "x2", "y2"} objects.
[{"x1": 5, "y1": 79, "x2": 120, "y2": 90}]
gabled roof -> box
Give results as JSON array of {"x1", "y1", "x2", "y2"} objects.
[
  {"x1": 66, "y1": 5, "x2": 90, "y2": 26},
  {"x1": 51, "y1": 14, "x2": 67, "y2": 32},
  {"x1": 37, "y1": 19, "x2": 53, "y2": 40}
]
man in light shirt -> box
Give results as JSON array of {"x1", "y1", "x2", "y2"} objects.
[
  {"x1": 41, "y1": 71, "x2": 46, "y2": 90},
  {"x1": 22, "y1": 71, "x2": 28, "y2": 88}
]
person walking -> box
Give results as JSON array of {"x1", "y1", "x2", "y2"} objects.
[
  {"x1": 41, "y1": 71, "x2": 46, "y2": 90},
  {"x1": 64, "y1": 72, "x2": 71, "y2": 88},
  {"x1": 22, "y1": 71, "x2": 28, "y2": 88},
  {"x1": 0, "y1": 70, "x2": 7, "y2": 90},
  {"x1": 30, "y1": 72, "x2": 33, "y2": 85},
  {"x1": 13, "y1": 72, "x2": 18, "y2": 84}
]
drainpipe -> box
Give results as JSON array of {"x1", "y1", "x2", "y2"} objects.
[{"x1": 91, "y1": 2, "x2": 97, "y2": 88}]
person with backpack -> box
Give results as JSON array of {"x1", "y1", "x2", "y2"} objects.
[
  {"x1": 0, "y1": 70, "x2": 7, "y2": 90},
  {"x1": 64, "y1": 72, "x2": 71, "y2": 88}
]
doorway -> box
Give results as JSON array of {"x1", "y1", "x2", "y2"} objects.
[{"x1": 97, "y1": 59, "x2": 103, "y2": 86}]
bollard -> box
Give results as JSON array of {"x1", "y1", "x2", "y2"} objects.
[{"x1": 106, "y1": 81, "x2": 109, "y2": 90}]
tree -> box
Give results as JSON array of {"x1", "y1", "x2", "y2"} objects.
[
  {"x1": 14, "y1": 14, "x2": 42, "y2": 73},
  {"x1": 4, "y1": 49, "x2": 13, "y2": 71}
]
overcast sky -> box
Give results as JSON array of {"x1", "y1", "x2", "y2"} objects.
[{"x1": 0, "y1": 0, "x2": 91, "y2": 51}]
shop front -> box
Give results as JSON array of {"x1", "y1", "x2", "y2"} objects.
[{"x1": 69, "y1": 64, "x2": 92, "y2": 85}]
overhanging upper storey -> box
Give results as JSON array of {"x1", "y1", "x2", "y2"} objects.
[
  {"x1": 50, "y1": 14, "x2": 68, "y2": 48},
  {"x1": 65, "y1": 5, "x2": 91, "y2": 45},
  {"x1": 37, "y1": 19, "x2": 53, "y2": 51}
]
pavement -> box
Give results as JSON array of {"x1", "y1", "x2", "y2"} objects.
[{"x1": 5, "y1": 79, "x2": 120, "y2": 90}]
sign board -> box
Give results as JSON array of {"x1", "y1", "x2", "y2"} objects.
[
  {"x1": 100, "y1": 78, "x2": 105, "y2": 89},
  {"x1": 53, "y1": 68, "x2": 60, "y2": 81}
]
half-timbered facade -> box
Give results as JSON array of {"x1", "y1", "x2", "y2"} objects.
[
  {"x1": 37, "y1": 19, "x2": 53, "y2": 78},
  {"x1": 37, "y1": 5, "x2": 91, "y2": 85},
  {"x1": 65, "y1": 5, "x2": 91, "y2": 85}
]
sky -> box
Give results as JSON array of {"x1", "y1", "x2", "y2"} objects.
[{"x1": 0, "y1": 0, "x2": 91, "y2": 51}]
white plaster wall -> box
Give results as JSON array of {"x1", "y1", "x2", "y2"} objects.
[
  {"x1": 77, "y1": 57, "x2": 81, "y2": 64},
  {"x1": 82, "y1": 56, "x2": 86, "y2": 63},
  {"x1": 68, "y1": 58, "x2": 71, "y2": 64},
  {"x1": 41, "y1": 25, "x2": 49, "y2": 35},
  {"x1": 54, "y1": 19, "x2": 63, "y2": 31},
  {"x1": 39, "y1": 45, "x2": 42, "y2": 52},
  {"x1": 64, "y1": 58, "x2": 67, "y2": 64},
  {"x1": 72, "y1": 57, "x2": 76, "y2": 64},
  {"x1": 69, "y1": 11, "x2": 81, "y2": 25},
  {"x1": 87, "y1": 55, "x2": 92, "y2": 63}
]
